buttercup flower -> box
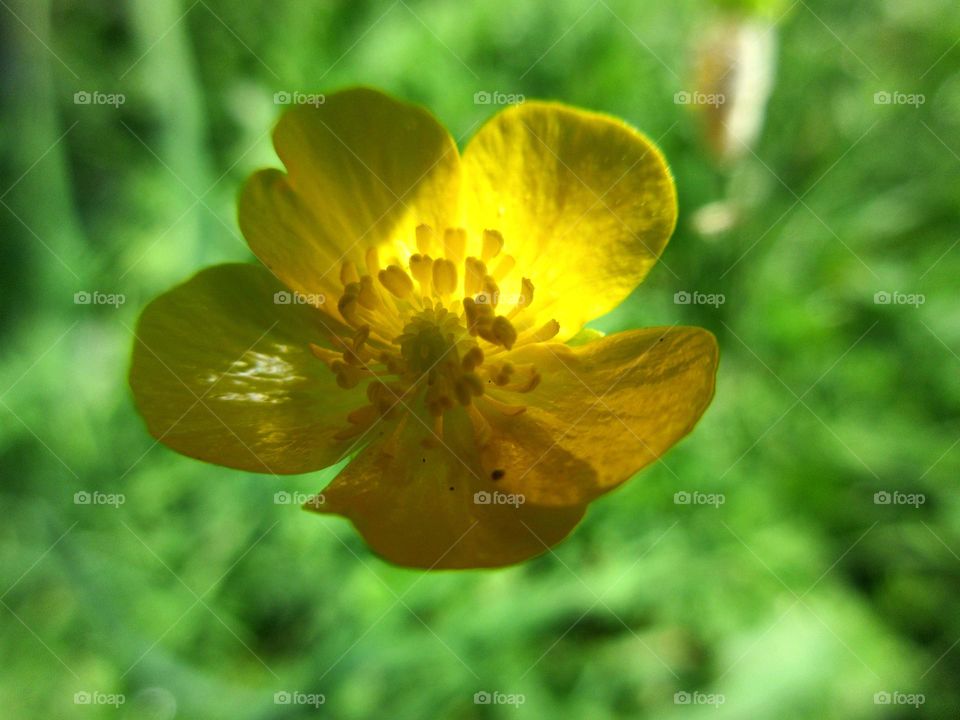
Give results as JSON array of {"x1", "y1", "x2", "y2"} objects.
[{"x1": 130, "y1": 88, "x2": 718, "y2": 569}]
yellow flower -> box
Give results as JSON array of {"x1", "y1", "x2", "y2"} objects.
[{"x1": 129, "y1": 88, "x2": 718, "y2": 569}]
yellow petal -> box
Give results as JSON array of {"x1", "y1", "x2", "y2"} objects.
[
  {"x1": 129, "y1": 264, "x2": 364, "y2": 474},
  {"x1": 307, "y1": 405, "x2": 586, "y2": 569},
  {"x1": 239, "y1": 87, "x2": 460, "y2": 321},
  {"x1": 461, "y1": 102, "x2": 677, "y2": 338},
  {"x1": 481, "y1": 326, "x2": 718, "y2": 506}
]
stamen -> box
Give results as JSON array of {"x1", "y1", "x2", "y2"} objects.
[
  {"x1": 517, "y1": 319, "x2": 560, "y2": 345},
  {"x1": 481, "y1": 229, "x2": 504, "y2": 262},
  {"x1": 480, "y1": 315, "x2": 517, "y2": 350},
  {"x1": 340, "y1": 261, "x2": 360, "y2": 286},
  {"x1": 432, "y1": 258, "x2": 458, "y2": 296},
  {"x1": 507, "y1": 278, "x2": 535, "y2": 319},
  {"x1": 454, "y1": 372, "x2": 484, "y2": 405},
  {"x1": 482, "y1": 394, "x2": 527, "y2": 416},
  {"x1": 366, "y1": 380, "x2": 386, "y2": 404},
  {"x1": 464, "y1": 257, "x2": 487, "y2": 297},
  {"x1": 499, "y1": 364, "x2": 541, "y2": 393},
  {"x1": 454, "y1": 378, "x2": 472, "y2": 406},
  {"x1": 331, "y1": 360, "x2": 371, "y2": 389},
  {"x1": 346, "y1": 404, "x2": 379, "y2": 426},
  {"x1": 378, "y1": 265, "x2": 415, "y2": 299},
  {"x1": 337, "y1": 293, "x2": 361, "y2": 326},
  {"x1": 317, "y1": 224, "x2": 547, "y2": 446},
  {"x1": 489, "y1": 361, "x2": 514, "y2": 386},
  {"x1": 365, "y1": 246, "x2": 381, "y2": 276},
  {"x1": 357, "y1": 276, "x2": 381, "y2": 310},
  {"x1": 463, "y1": 297, "x2": 495, "y2": 336},
  {"x1": 308, "y1": 343, "x2": 341, "y2": 367},
  {"x1": 409, "y1": 254, "x2": 433, "y2": 295},
  {"x1": 461, "y1": 345, "x2": 484, "y2": 371},
  {"x1": 482, "y1": 276, "x2": 500, "y2": 308},
  {"x1": 352, "y1": 325, "x2": 371, "y2": 353}
]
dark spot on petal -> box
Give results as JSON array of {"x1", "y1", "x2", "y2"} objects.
[
  {"x1": 448, "y1": 486, "x2": 454, "y2": 491},
  {"x1": 491, "y1": 469, "x2": 505, "y2": 481},
  {"x1": 421, "y1": 457, "x2": 426, "y2": 463}
]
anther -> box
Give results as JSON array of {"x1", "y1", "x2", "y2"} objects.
[
  {"x1": 481, "y1": 229, "x2": 504, "y2": 262},
  {"x1": 357, "y1": 276, "x2": 380, "y2": 309},
  {"x1": 432, "y1": 258, "x2": 458, "y2": 296},
  {"x1": 409, "y1": 254, "x2": 433, "y2": 294},
  {"x1": 482, "y1": 276, "x2": 500, "y2": 308},
  {"x1": 353, "y1": 325, "x2": 371, "y2": 353},
  {"x1": 461, "y1": 345, "x2": 484, "y2": 371},
  {"x1": 365, "y1": 246, "x2": 381, "y2": 276},
  {"x1": 520, "y1": 278, "x2": 534, "y2": 307},
  {"x1": 333, "y1": 361, "x2": 369, "y2": 389},
  {"x1": 518, "y1": 319, "x2": 560, "y2": 345},
  {"x1": 482, "y1": 395, "x2": 527, "y2": 416},
  {"x1": 308, "y1": 343, "x2": 341, "y2": 367},
  {"x1": 481, "y1": 316, "x2": 517, "y2": 350},
  {"x1": 337, "y1": 294, "x2": 361, "y2": 326},
  {"x1": 378, "y1": 265, "x2": 415, "y2": 299},
  {"x1": 494, "y1": 316, "x2": 518, "y2": 350},
  {"x1": 464, "y1": 257, "x2": 487, "y2": 297},
  {"x1": 340, "y1": 261, "x2": 360, "y2": 286},
  {"x1": 347, "y1": 404, "x2": 379, "y2": 425},
  {"x1": 491, "y1": 362, "x2": 514, "y2": 386}
]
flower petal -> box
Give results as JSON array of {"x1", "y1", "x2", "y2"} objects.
[
  {"x1": 482, "y1": 326, "x2": 718, "y2": 506},
  {"x1": 308, "y1": 404, "x2": 586, "y2": 569},
  {"x1": 309, "y1": 327, "x2": 716, "y2": 566},
  {"x1": 129, "y1": 264, "x2": 363, "y2": 474},
  {"x1": 461, "y1": 102, "x2": 677, "y2": 338},
  {"x1": 239, "y1": 88, "x2": 461, "y2": 313}
]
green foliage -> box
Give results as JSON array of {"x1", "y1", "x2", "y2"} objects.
[{"x1": 1, "y1": 0, "x2": 958, "y2": 718}]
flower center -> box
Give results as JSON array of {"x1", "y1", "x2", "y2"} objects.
[{"x1": 310, "y1": 225, "x2": 560, "y2": 444}]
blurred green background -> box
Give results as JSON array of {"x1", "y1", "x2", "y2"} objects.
[{"x1": 2, "y1": 0, "x2": 958, "y2": 718}]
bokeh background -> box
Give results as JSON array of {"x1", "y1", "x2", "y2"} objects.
[{"x1": 2, "y1": 0, "x2": 959, "y2": 717}]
